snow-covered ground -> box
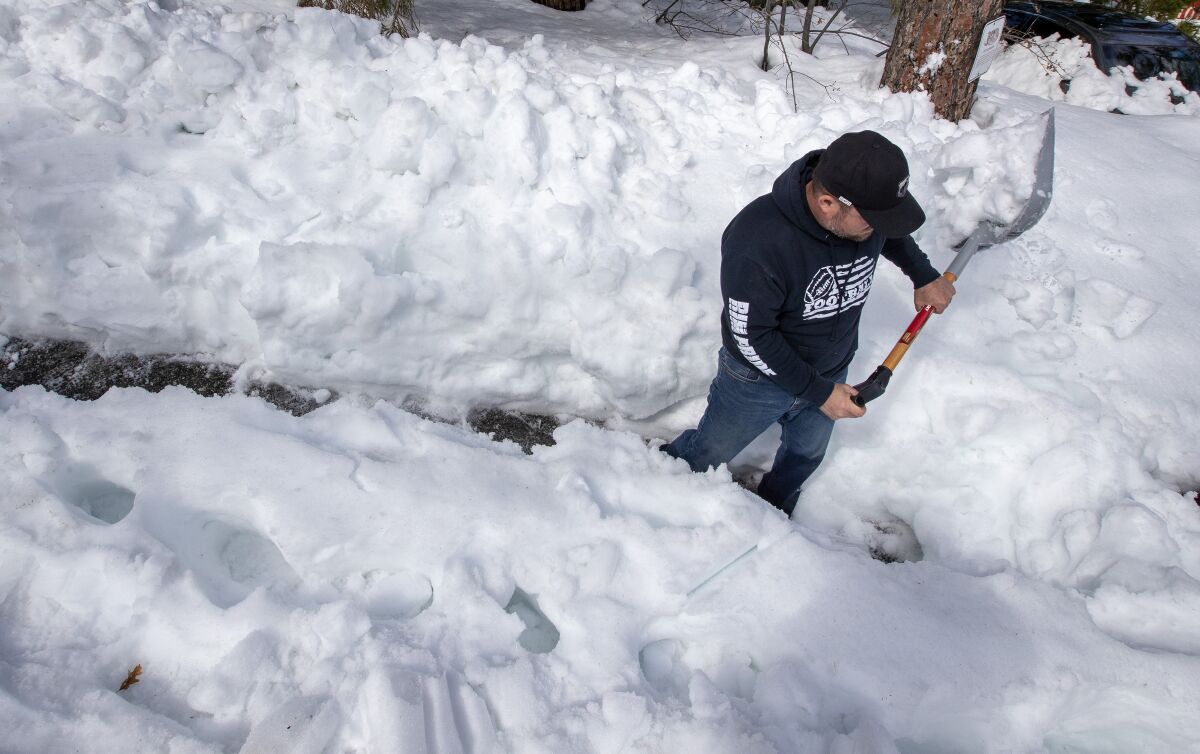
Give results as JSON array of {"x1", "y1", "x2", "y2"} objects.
[{"x1": 2, "y1": 0, "x2": 1200, "y2": 751}]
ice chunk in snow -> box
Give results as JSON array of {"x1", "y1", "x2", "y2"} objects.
[{"x1": 504, "y1": 586, "x2": 560, "y2": 653}]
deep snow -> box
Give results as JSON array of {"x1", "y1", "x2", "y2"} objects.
[{"x1": 2, "y1": 0, "x2": 1200, "y2": 752}]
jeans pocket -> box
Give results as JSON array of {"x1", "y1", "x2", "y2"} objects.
[{"x1": 719, "y1": 350, "x2": 761, "y2": 384}]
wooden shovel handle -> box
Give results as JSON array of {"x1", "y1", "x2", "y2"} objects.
[{"x1": 851, "y1": 271, "x2": 960, "y2": 407}]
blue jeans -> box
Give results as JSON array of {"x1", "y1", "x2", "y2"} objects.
[{"x1": 664, "y1": 348, "x2": 846, "y2": 516}]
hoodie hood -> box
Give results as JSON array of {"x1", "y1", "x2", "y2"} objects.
[{"x1": 771, "y1": 150, "x2": 829, "y2": 240}]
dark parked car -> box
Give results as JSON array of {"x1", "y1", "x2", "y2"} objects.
[{"x1": 1003, "y1": 1, "x2": 1200, "y2": 93}]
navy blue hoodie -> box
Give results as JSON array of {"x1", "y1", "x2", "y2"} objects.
[{"x1": 720, "y1": 150, "x2": 940, "y2": 405}]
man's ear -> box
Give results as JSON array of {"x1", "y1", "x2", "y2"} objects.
[
  {"x1": 806, "y1": 180, "x2": 840, "y2": 219},
  {"x1": 813, "y1": 192, "x2": 840, "y2": 214}
]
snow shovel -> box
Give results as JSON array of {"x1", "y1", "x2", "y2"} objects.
[{"x1": 851, "y1": 109, "x2": 1056, "y2": 407}]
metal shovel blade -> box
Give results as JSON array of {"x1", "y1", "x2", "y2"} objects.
[
  {"x1": 1004, "y1": 108, "x2": 1055, "y2": 238},
  {"x1": 853, "y1": 109, "x2": 1058, "y2": 406},
  {"x1": 947, "y1": 108, "x2": 1056, "y2": 277},
  {"x1": 983, "y1": 107, "x2": 1056, "y2": 246}
]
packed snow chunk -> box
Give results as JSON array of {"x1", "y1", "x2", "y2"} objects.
[
  {"x1": 1002, "y1": 278, "x2": 1060, "y2": 330},
  {"x1": 361, "y1": 570, "x2": 434, "y2": 621},
  {"x1": 187, "y1": 629, "x2": 277, "y2": 719},
  {"x1": 366, "y1": 97, "x2": 439, "y2": 175},
  {"x1": 172, "y1": 39, "x2": 244, "y2": 93},
  {"x1": 1070, "y1": 500, "x2": 1200, "y2": 654},
  {"x1": 355, "y1": 671, "x2": 430, "y2": 754},
  {"x1": 1143, "y1": 437, "x2": 1200, "y2": 495},
  {"x1": 641, "y1": 246, "x2": 699, "y2": 296},
  {"x1": 1087, "y1": 577, "x2": 1200, "y2": 655},
  {"x1": 1041, "y1": 683, "x2": 1200, "y2": 752},
  {"x1": 239, "y1": 695, "x2": 340, "y2": 754},
  {"x1": 924, "y1": 117, "x2": 1044, "y2": 243},
  {"x1": 483, "y1": 94, "x2": 546, "y2": 188},
  {"x1": 919, "y1": 50, "x2": 948, "y2": 77},
  {"x1": 241, "y1": 240, "x2": 443, "y2": 382},
  {"x1": 291, "y1": 5, "x2": 382, "y2": 59}
]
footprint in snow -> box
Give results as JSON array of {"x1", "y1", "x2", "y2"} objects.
[
  {"x1": 45, "y1": 463, "x2": 136, "y2": 525},
  {"x1": 639, "y1": 638, "x2": 690, "y2": 697},
  {"x1": 840, "y1": 516, "x2": 924, "y2": 564},
  {"x1": 1013, "y1": 330, "x2": 1077, "y2": 362},
  {"x1": 177, "y1": 519, "x2": 303, "y2": 608},
  {"x1": 1098, "y1": 241, "x2": 1144, "y2": 262},
  {"x1": 362, "y1": 570, "x2": 434, "y2": 621},
  {"x1": 217, "y1": 524, "x2": 298, "y2": 587},
  {"x1": 864, "y1": 518, "x2": 924, "y2": 564},
  {"x1": 1085, "y1": 198, "x2": 1119, "y2": 231},
  {"x1": 1072, "y1": 277, "x2": 1158, "y2": 339}
]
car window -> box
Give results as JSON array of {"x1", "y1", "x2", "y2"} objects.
[
  {"x1": 1002, "y1": 9, "x2": 1077, "y2": 42},
  {"x1": 1028, "y1": 18, "x2": 1074, "y2": 39},
  {"x1": 1104, "y1": 44, "x2": 1200, "y2": 90},
  {"x1": 1003, "y1": 9, "x2": 1039, "y2": 34}
]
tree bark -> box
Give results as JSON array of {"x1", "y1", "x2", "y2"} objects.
[
  {"x1": 761, "y1": 0, "x2": 776, "y2": 71},
  {"x1": 881, "y1": 0, "x2": 1003, "y2": 122},
  {"x1": 530, "y1": 0, "x2": 588, "y2": 10}
]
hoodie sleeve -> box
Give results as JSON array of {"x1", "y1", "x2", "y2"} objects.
[
  {"x1": 721, "y1": 253, "x2": 836, "y2": 405},
  {"x1": 881, "y1": 235, "x2": 940, "y2": 289}
]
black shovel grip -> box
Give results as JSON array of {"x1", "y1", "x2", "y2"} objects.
[{"x1": 851, "y1": 366, "x2": 892, "y2": 407}]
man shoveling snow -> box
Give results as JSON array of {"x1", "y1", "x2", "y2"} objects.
[{"x1": 664, "y1": 131, "x2": 956, "y2": 516}]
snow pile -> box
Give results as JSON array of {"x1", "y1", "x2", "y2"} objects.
[
  {"x1": 3, "y1": 0, "x2": 1200, "y2": 751},
  {"x1": 985, "y1": 34, "x2": 1200, "y2": 114},
  {"x1": 3, "y1": 385, "x2": 1200, "y2": 753},
  {"x1": 792, "y1": 100, "x2": 1200, "y2": 659},
  {"x1": 3, "y1": 0, "x2": 1043, "y2": 417}
]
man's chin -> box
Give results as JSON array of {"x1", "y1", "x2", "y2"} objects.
[{"x1": 836, "y1": 230, "x2": 873, "y2": 242}]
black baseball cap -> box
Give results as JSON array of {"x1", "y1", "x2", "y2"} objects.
[{"x1": 812, "y1": 130, "x2": 926, "y2": 238}]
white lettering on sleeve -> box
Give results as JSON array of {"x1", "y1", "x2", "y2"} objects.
[{"x1": 727, "y1": 298, "x2": 777, "y2": 376}]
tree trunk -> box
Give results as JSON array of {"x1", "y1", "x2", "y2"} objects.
[
  {"x1": 530, "y1": 0, "x2": 588, "y2": 10},
  {"x1": 802, "y1": 0, "x2": 817, "y2": 54},
  {"x1": 880, "y1": 0, "x2": 1002, "y2": 122},
  {"x1": 761, "y1": 0, "x2": 776, "y2": 71}
]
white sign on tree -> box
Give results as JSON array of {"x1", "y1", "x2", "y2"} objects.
[{"x1": 968, "y1": 15, "x2": 1007, "y2": 82}]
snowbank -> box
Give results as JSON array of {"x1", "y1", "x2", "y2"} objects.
[
  {"x1": 2, "y1": 385, "x2": 1199, "y2": 752},
  {"x1": 3, "y1": 0, "x2": 1045, "y2": 418},
  {"x1": 985, "y1": 34, "x2": 1200, "y2": 115}
]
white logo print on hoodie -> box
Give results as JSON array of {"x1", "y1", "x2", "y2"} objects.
[{"x1": 802, "y1": 256, "x2": 876, "y2": 320}]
